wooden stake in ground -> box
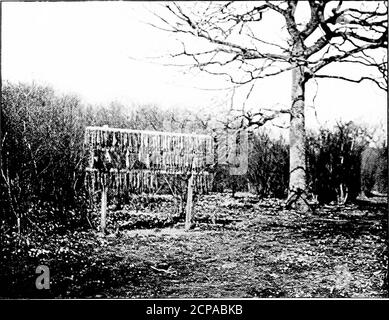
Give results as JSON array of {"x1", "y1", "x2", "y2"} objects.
[
  {"x1": 101, "y1": 184, "x2": 107, "y2": 235},
  {"x1": 185, "y1": 174, "x2": 194, "y2": 231}
]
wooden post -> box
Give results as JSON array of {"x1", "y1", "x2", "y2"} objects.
[
  {"x1": 185, "y1": 174, "x2": 194, "y2": 231},
  {"x1": 101, "y1": 184, "x2": 107, "y2": 235}
]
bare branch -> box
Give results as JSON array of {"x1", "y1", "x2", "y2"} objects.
[
  {"x1": 313, "y1": 73, "x2": 387, "y2": 91},
  {"x1": 148, "y1": 1, "x2": 387, "y2": 93}
]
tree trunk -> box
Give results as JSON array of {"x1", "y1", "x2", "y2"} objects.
[{"x1": 288, "y1": 66, "x2": 309, "y2": 212}]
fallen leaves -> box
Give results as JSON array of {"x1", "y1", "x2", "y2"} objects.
[{"x1": 1, "y1": 192, "x2": 387, "y2": 298}]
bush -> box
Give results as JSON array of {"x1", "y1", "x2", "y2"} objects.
[
  {"x1": 243, "y1": 122, "x2": 385, "y2": 204},
  {"x1": 246, "y1": 130, "x2": 289, "y2": 198},
  {"x1": 360, "y1": 142, "x2": 387, "y2": 195},
  {"x1": 1, "y1": 82, "x2": 89, "y2": 231},
  {"x1": 306, "y1": 122, "x2": 370, "y2": 204}
]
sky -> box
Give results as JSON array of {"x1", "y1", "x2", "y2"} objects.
[{"x1": 1, "y1": 1, "x2": 387, "y2": 138}]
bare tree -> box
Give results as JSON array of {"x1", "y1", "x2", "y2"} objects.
[{"x1": 148, "y1": 1, "x2": 387, "y2": 211}]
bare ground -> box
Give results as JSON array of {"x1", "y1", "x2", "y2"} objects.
[{"x1": 1, "y1": 192, "x2": 387, "y2": 298}]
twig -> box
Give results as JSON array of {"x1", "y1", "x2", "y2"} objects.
[{"x1": 150, "y1": 265, "x2": 177, "y2": 275}]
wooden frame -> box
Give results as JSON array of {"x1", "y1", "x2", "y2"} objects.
[{"x1": 84, "y1": 126, "x2": 215, "y2": 234}]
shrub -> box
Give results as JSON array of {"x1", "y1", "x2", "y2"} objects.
[
  {"x1": 306, "y1": 122, "x2": 370, "y2": 204},
  {"x1": 246, "y1": 130, "x2": 289, "y2": 198},
  {"x1": 1, "y1": 82, "x2": 88, "y2": 231}
]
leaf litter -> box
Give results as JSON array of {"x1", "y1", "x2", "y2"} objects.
[{"x1": 1, "y1": 192, "x2": 387, "y2": 298}]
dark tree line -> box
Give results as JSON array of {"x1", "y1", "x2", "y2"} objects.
[
  {"x1": 0, "y1": 82, "x2": 212, "y2": 235},
  {"x1": 222, "y1": 122, "x2": 387, "y2": 204},
  {"x1": 1, "y1": 81, "x2": 387, "y2": 236}
]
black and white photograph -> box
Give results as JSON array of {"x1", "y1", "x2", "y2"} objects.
[{"x1": 0, "y1": 0, "x2": 388, "y2": 304}]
